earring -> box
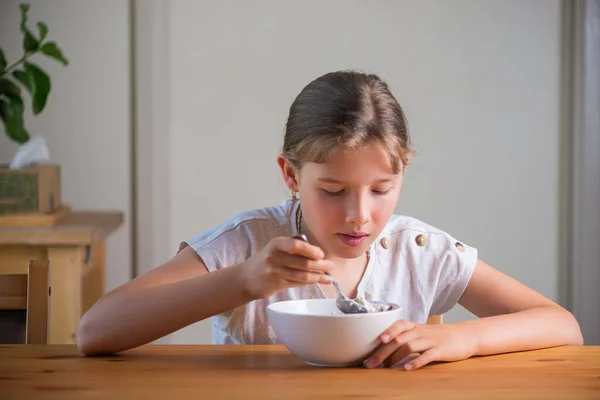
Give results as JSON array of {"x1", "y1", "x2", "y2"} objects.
[{"x1": 291, "y1": 191, "x2": 298, "y2": 202}]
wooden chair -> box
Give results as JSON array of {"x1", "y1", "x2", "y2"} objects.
[
  {"x1": 0, "y1": 260, "x2": 51, "y2": 344},
  {"x1": 427, "y1": 315, "x2": 443, "y2": 324}
]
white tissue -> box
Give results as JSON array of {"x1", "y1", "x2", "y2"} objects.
[{"x1": 9, "y1": 135, "x2": 51, "y2": 169}]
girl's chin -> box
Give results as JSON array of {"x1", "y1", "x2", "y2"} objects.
[{"x1": 326, "y1": 241, "x2": 371, "y2": 260}]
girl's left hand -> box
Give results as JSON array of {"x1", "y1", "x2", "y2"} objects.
[{"x1": 363, "y1": 320, "x2": 478, "y2": 371}]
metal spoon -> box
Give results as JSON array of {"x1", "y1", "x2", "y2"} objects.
[{"x1": 292, "y1": 234, "x2": 370, "y2": 314}]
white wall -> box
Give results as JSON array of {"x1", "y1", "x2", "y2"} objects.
[
  {"x1": 0, "y1": 0, "x2": 131, "y2": 292},
  {"x1": 156, "y1": 0, "x2": 563, "y2": 344}
]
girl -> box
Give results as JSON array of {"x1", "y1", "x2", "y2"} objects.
[{"x1": 77, "y1": 71, "x2": 583, "y2": 370}]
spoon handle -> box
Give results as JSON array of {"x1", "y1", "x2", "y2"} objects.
[{"x1": 323, "y1": 271, "x2": 347, "y2": 299}]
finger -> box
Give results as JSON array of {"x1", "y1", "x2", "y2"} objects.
[
  {"x1": 275, "y1": 237, "x2": 325, "y2": 260},
  {"x1": 363, "y1": 329, "x2": 419, "y2": 369},
  {"x1": 380, "y1": 320, "x2": 416, "y2": 344},
  {"x1": 274, "y1": 251, "x2": 334, "y2": 273},
  {"x1": 383, "y1": 338, "x2": 430, "y2": 368},
  {"x1": 404, "y1": 348, "x2": 439, "y2": 371},
  {"x1": 277, "y1": 266, "x2": 333, "y2": 285}
]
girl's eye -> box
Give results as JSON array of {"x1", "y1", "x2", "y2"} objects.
[
  {"x1": 322, "y1": 189, "x2": 344, "y2": 197},
  {"x1": 373, "y1": 189, "x2": 392, "y2": 196}
]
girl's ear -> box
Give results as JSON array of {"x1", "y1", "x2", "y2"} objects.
[
  {"x1": 277, "y1": 154, "x2": 300, "y2": 192},
  {"x1": 402, "y1": 155, "x2": 413, "y2": 172}
]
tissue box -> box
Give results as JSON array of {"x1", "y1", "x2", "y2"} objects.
[{"x1": 0, "y1": 164, "x2": 61, "y2": 215}]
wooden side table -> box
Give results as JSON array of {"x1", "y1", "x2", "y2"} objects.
[{"x1": 0, "y1": 211, "x2": 123, "y2": 344}]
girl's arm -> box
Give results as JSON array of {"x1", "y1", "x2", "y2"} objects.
[
  {"x1": 76, "y1": 246, "x2": 253, "y2": 356},
  {"x1": 77, "y1": 237, "x2": 333, "y2": 356},
  {"x1": 455, "y1": 259, "x2": 583, "y2": 354},
  {"x1": 364, "y1": 259, "x2": 583, "y2": 370}
]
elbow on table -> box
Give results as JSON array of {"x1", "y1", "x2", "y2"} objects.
[
  {"x1": 76, "y1": 313, "x2": 112, "y2": 356},
  {"x1": 568, "y1": 325, "x2": 584, "y2": 346},
  {"x1": 562, "y1": 308, "x2": 584, "y2": 346}
]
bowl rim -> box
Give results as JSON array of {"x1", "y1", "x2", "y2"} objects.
[{"x1": 266, "y1": 298, "x2": 402, "y2": 318}]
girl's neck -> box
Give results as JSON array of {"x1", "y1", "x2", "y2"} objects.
[{"x1": 329, "y1": 252, "x2": 369, "y2": 272}]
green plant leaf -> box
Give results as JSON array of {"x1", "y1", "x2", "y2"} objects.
[
  {"x1": 0, "y1": 95, "x2": 30, "y2": 144},
  {"x1": 23, "y1": 29, "x2": 39, "y2": 52},
  {"x1": 24, "y1": 62, "x2": 50, "y2": 115},
  {"x1": 41, "y1": 42, "x2": 68, "y2": 65},
  {"x1": 12, "y1": 69, "x2": 35, "y2": 97},
  {"x1": 37, "y1": 21, "x2": 48, "y2": 41},
  {"x1": 19, "y1": 3, "x2": 38, "y2": 52},
  {"x1": 0, "y1": 50, "x2": 7, "y2": 72},
  {"x1": 0, "y1": 77, "x2": 22, "y2": 97},
  {"x1": 19, "y1": 3, "x2": 30, "y2": 30},
  {"x1": 0, "y1": 91, "x2": 24, "y2": 115}
]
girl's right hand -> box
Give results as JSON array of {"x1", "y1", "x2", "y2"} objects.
[{"x1": 240, "y1": 236, "x2": 335, "y2": 299}]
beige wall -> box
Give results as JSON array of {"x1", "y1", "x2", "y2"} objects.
[
  {"x1": 0, "y1": 0, "x2": 132, "y2": 292},
  {"x1": 158, "y1": 0, "x2": 563, "y2": 344}
]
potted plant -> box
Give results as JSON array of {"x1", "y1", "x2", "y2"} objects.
[{"x1": 0, "y1": 2, "x2": 68, "y2": 215}]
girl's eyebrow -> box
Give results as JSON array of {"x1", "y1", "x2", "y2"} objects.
[{"x1": 317, "y1": 177, "x2": 395, "y2": 184}]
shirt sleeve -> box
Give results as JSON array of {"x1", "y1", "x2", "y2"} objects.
[
  {"x1": 428, "y1": 235, "x2": 478, "y2": 317},
  {"x1": 178, "y1": 219, "x2": 257, "y2": 273},
  {"x1": 177, "y1": 211, "x2": 285, "y2": 273}
]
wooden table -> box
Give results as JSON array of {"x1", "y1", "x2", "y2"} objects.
[
  {"x1": 0, "y1": 345, "x2": 598, "y2": 399},
  {"x1": 0, "y1": 211, "x2": 123, "y2": 344}
]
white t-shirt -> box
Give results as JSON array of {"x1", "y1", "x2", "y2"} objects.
[{"x1": 180, "y1": 199, "x2": 478, "y2": 344}]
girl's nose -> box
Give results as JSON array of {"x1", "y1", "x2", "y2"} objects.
[{"x1": 345, "y1": 195, "x2": 370, "y2": 227}]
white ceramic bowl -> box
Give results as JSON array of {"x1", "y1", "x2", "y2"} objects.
[{"x1": 266, "y1": 298, "x2": 402, "y2": 367}]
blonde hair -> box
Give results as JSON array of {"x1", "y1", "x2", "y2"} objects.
[{"x1": 282, "y1": 71, "x2": 414, "y2": 174}]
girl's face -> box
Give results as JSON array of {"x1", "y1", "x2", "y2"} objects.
[{"x1": 280, "y1": 141, "x2": 404, "y2": 260}]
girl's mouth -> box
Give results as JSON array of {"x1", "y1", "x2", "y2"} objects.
[{"x1": 337, "y1": 233, "x2": 368, "y2": 247}]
